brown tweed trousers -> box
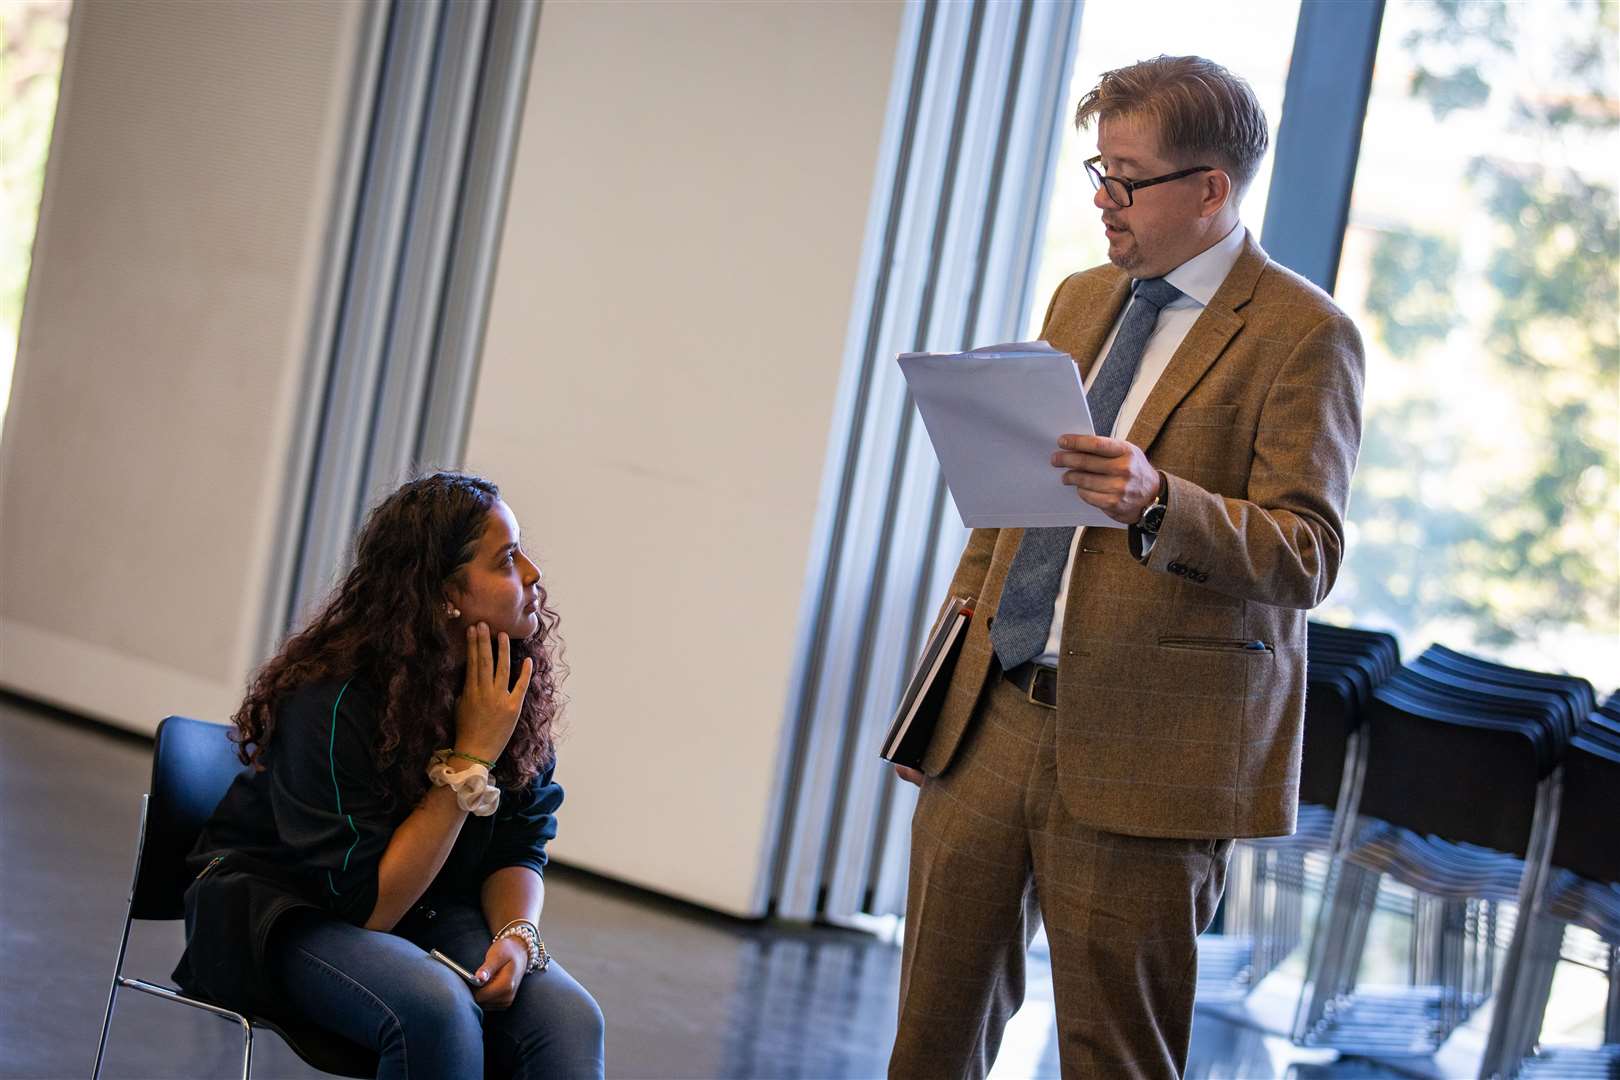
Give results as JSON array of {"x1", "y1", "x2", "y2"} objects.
[{"x1": 890, "y1": 232, "x2": 1365, "y2": 1078}]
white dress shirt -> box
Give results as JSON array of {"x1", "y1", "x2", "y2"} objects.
[{"x1": 1035, "y1": 222, "x2": 1246, "y2": 666}]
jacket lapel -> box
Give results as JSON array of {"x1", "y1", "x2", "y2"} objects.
[
  {"x1": 1070, "y1": 275, "x2": 1133, "y2": 384},
  {"x1": 1125, "y1": 231, "x2": 1269, "y2": 452}
]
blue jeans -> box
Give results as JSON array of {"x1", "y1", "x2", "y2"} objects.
[{"x1": 268, "y1": 902, "x2": 605, "y2": 1080}]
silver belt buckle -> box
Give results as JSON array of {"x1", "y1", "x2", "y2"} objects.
[{"x1": 1026, "y1": 664, "x2": 1058, "y2": 710}]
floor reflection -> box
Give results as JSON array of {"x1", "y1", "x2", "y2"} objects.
[
  {"x1": 703, "y1": 914, "x2": 1409, "y2": 1080},
  {"x1": 718, "y1": 936, "x2": 901, "y2": 1079},
  {"x1": 4, "y1": 699, "x2": 1422, "y2": 1079}
]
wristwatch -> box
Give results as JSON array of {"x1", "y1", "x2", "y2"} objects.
[{"x1": 1138, "y1": 471, "x2": 1169, "y2": 535}]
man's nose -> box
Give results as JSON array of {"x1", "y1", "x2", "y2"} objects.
[{"x1": 1094, "y1": 184, "x2": 1119, "y2": 211}]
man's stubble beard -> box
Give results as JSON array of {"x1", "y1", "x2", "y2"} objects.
[{"x1": 1109, "y1": 236, "x2": 1142, "y2": 273}]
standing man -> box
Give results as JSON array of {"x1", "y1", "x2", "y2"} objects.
[{"x1": 889, "y1": 56, "x2": 1364, "y2": 1078}]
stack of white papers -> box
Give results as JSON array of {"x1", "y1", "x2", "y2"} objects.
[{"x1": 898, "y1": 341, "x2": 1120, "y2": 529}]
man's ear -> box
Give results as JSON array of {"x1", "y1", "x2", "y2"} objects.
[{"x1": 1200, "y1": 169, "x2": 1234, "y2": 219}]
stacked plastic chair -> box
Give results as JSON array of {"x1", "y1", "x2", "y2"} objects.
[
  {"x1": 1497, "y1": 689, "x2": 1620, "y2": 1078},
  {"x1": 1199, "y1": 622, "x2": 1399, "y2": 1001},
  {"x1": 1292, "y1": 643, "x2": 1592, "y2": 1071}
]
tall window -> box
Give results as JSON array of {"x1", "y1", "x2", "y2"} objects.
[
  {"x1": 1026, "y1": 0, "x2": 1301, "y2": 336},
  {"x1": 0, "y1": 0, "x2": 72, "y2": 436},
  {"x1": 1320, "y1": 0, "x2": 1618, "y2": 687}
]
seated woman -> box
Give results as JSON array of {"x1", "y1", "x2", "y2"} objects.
[{"x1": 175, "y1": 472, "x2": 605, "y2": 1079}]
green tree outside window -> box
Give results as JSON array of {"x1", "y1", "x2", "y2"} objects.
[{"x1": 1325, "y1": 0, "x2": 1617, "y2": 686}]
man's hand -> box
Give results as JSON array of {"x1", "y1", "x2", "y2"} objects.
[
  {"x1": 894, "y1": 764, "x2": 925, "y2": 787},
  {"x1": 473, "y1": 935, "x2": 530, "y2": 1011},
  {"x1": 1053, "y1": 435, "x2": 1160, "y2": 525}
]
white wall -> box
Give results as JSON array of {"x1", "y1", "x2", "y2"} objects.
[
  {"x1": 0, "y1": 1, "x2": 365, "y2": 733},
  {"x1": 466, "y1": 0, "x2": 905, "y2": 915}
]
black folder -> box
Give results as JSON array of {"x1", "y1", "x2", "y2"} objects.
[{"x1": 880, "y1": 596, "x2": 974, "y2": 769}]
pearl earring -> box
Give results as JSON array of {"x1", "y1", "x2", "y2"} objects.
[{"x1": 447, "y1": 604, "x2": 461, "y2": 619}]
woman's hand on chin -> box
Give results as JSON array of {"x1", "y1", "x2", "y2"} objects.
[{"x1": 454, "y1": 622, "x2": 533, "y2": 763}]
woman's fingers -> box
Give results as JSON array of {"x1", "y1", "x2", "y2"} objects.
[
  {"x1": 510, "y1": 657, "x2": 535, "y2": 702},
  {"x1": 462, "y1": 624, "x2": 479, "y2": 693},
  {"x1": 473, "y1": 950, "x2": 521, "y2": 1010},
  {"x1": 474, "y1": 622, "x2": 492, "y2": 685},
  {"x1": 473, "y1": 973, "x2": 516, "y2": 1009},
  {"x1": 464, "y1": 623, "x2": 530, "y2": 713}
]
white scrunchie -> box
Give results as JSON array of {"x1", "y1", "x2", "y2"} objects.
[{"x1": 427, "y1": 751, "x2": 501, "y2": 816}]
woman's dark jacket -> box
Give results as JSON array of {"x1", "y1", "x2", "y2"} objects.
[{"x1": 172, "y1": 676, "x2": 562, "y2": 1020}]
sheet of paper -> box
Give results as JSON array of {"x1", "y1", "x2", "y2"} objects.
[{"x1": 898, "y1": 341, "x2": 1122, "y2": 529}]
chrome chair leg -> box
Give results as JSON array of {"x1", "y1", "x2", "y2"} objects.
[
  {"x1": 1522, "y1": 916, "x2": 1565, "y2": 1064},
  {"x1": 91, "y1": 977, "x2": 120, "y2": 1080},
  {"x1": 93, "y1": 795, "x2": 150, "y2": 1080},
  {"x1": 92, "y1": 921, "x2": 132, "y2": 1080},
  {"x1": 1480, "y1": 769, "x2": 1563, "y2": 1079},
  {"x1": 239, "y1": 1017, "x2": 254, "y2": 1080},
  {"x1": 1337, "y1": 865, "x2": 1380, "y2": 1004},
  {"x1": 1606, "y1": 943, "x2": 1620, "y2": 1046},
  {"x1": 1296, "y1": 856, "x2": 1349, "y2": 1037}
]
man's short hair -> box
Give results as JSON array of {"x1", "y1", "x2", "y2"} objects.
[{"x1": 1075, "y1": 55, "x2": 1269, "y2": 197}]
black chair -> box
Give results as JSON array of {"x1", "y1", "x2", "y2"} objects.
[
  {"x1": 1500, "y1": 700, "x2": 1620, "y2": 1078},
  {"x1": 1200, "y1": 623, "x2": 1400, "y2": 1004},
  {"x1": 91, "y1": 716, "x2": 378, "y2": 1080},
  {"x1": 1292, "y1": 645, "x2": 1588, "y2": 1070}
]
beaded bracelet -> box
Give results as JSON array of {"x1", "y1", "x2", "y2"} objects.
[{"x1": 493, "y1": 919, "x2": 550, "y2": 974}]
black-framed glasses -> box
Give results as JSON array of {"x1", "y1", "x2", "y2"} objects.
[{"x1": 1084, "y1": 155, "x2": 1214, "y2": 208}]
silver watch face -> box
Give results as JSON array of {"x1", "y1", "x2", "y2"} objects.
[{"x1": 1141, "y1": 503, "x2": 1166, "y2": 534}]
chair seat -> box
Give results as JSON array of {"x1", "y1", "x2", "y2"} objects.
[
  {"x1": 253, "y1": 1014, "x2": 378, "y2": 1079},
  {"x1": 123, "y1": 976, "x2": 378, "y2": 1078},
  {"x1": 1345, "y1": 820, "x2": 1532, "y2": 904},
  {"x1": 96, "y1": 717, "x2": 384, "y2": 1080}
]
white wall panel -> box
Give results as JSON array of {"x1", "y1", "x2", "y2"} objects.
[
  {"x1": 0, "y1": 1, "x2": 367, "y2": 733},
  {"x1": 466, "y1": 0, "x2": 905, "y2": 915}
]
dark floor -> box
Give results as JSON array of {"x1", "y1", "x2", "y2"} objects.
[{"x1": 1, "y1": 695, "x2": 1396, "y2": 1079}]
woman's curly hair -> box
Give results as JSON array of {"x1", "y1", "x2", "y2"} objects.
[{"x1": 231, "y1": 472, "x2": 561, "y2": 811}]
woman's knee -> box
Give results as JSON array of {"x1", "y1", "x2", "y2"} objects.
[
  {"x1": 499, "y1": 966, "x2": 605, "y2": 1076},
  {"x1": 529, "y1": 970, "x2": 603, "y2": 1043},
  {"x1": 381, "y1": 962, "x2": 486, "y2": 1071},
  {"x1": 560, "y1": 981, "x2": 606, "y2": 1046},
  {"x1": 397, "y1": 959, "x2": 485, "y2": 1031},
  {"x1": 275, "y1": 932, "x2": 484, "y2": 1067}
]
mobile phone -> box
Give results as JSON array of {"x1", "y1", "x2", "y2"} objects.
[{"x1": 430, "y1": 948, "x2": 487, "y2": 987}]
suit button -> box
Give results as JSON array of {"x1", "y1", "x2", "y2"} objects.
[
  {"x1": 1195, "y1": 572, "x2": 1209, "y2": 583},
  {"x1": 1168, "y1": 561, "x2": 1184, "y2": 574}
]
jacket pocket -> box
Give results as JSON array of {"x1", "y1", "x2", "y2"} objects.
[
  {"x1": 1158, "y1": 636, "x2": 1273, "y2": 654},
  {"x1": 1167, "y1": 404, "x2": 1239, "y2": 428}
]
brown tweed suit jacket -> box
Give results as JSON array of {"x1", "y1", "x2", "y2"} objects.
[{"x1": 919, "y1": 231, "x2": 1365, "y2": 840}]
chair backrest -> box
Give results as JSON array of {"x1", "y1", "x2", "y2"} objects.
[{"x1": 130, "y1": 715, "x2": 253, "y2": 920}]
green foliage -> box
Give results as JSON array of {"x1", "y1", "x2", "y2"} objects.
[
  {"x1": 1339, "y1": 396, "x2": 1500, "y2": 636},
  {"x1": 1470, "y1": 159, "x2": 1620, "y2": 380},
  {"x1": 1342, "y1": 0, "x2": 1618, "y2": 676},
  {"x1": 1408, "y1": 67, "x2": 1490, "y2": 119},
  {"x1": 1, "y1": 1, "x2": 71, "y2": 363},
  {"x1": 1363, "y1": 230, "x2": 1460, "y2": 357}
]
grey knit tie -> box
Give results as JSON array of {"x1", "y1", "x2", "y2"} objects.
[{"x1": 989, "y1": 276, "x2": 1183, "y2": 670}]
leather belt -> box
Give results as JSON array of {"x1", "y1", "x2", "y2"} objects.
[{"x1": 1002, "y1": 661, "x2": 1059, "y2": 709}]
